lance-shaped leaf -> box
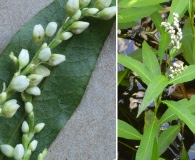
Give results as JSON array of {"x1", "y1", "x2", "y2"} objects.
[
  {"x1": 118, "y1": 119, "x2": 142, "y2": 140},
  {"x1": 162, "y1": 100, "x2": 195, "y2": 133},
  {"x1": 150, "y1": 11, "x2": 164, "y2": 35},
  {"x1": 0, "y1": 0, "x2": 115, "y2": 159},
  {"x1": 118, "y1": 54, "x2": 151, "y2": 85},
  {"x1": 137, "y1": 75, "x2": 168, "y2": 117},
  {"x1": 158, "y1": 125, "x2": 180, "y2": 156},
  {"x1": 136, "y1": 118, "x2": 159, "y2": 160},
  {"x1": 151, "y1": 138, "x2": 158, "y2": 160},
  {"x1": 169, "y1": 65, "x2": 195, "y2": 84},
  {"x1": 142, "y1": 41, "x2": 161, "y2": 78}
]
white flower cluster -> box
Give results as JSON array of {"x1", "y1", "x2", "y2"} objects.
[
  {"x1": 169, "y1": 60, "x2": 187, "y2": 79},
  {"x1": 161, "y1": 13, "x2": 182, "y2": 49}
]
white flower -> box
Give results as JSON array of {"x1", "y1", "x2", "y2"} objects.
[
  {"x1": 69, "y1": 21, "x2": 89, "y2": 34},
  {"x1": 0, "y1": 92, "x2": 7, "y2": 104},
  {"x1": 33, "y1": 24, "x2": 45, "y2": 44},
  {"x1": 32, "y1": 65, "x2": 50, "y2": 77},
  {"x1": 0, "y1": 144, "x2": 14, "y2": 157},
  {"x1": 95, "y1": 0, "x2": 112, "y2": 10},
  {"x1": 14, "y1": 144, "x2": 24, "y2": 160},
  {"x1": 65, "y1": 0, "x2": 79, "y2": 16},
  {"x1": 29, "y1": 140, "x2": 38, "y2": 151},
  {"x1": 79, "y1": 0, "x2": 91, "y2": 8},
  {"x1": 21, "y1": 121, "x2": 29, "y2": 133},
  {"x1": 47, "y1": 54, "x2": 66, "y2": 66},
  {"x1": 28, "y1": 74, "x2": 43, "y2": 86},
  {"x1": 38, "y1": 47, "x2": 51, "y2": 61},
  {"x1": 60, "y1": 32, "x2": 73, "y2": 40},
  {"x1": 10, "y1": 75, "x2": 30, "y2": 92},
  {"x1": 1, "y1": 99, "x2": 20, "y2": 118},
  {"x1": 46, "y1": 22, "x2": 58, "y2": 37},
  {"x1": 25, "y1": 102, "x2": 33, "y2": 114},
  {"x1": 97, "y1": 6, "x2": 116, "y2": 20},
  {"x1": 26, "y1": 86, "x2": 41, "y2": 96},
  {"x1": 71, "y1": 10, "x2": 81, "y2": 21},
  {"x1": 34, "y1": 123, "x2": 45, "y2": 133},
  {"x1": 18, "y1": 49, "x2": 29, "y2": 69}
]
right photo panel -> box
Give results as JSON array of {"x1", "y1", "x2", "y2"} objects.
[{"x1": 118, "y1": 0, "x2": 195, "y2": 159}]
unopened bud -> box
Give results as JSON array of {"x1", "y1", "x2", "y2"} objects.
[
  {"x1": 34, "y1": 123, "x2": 45, "y2": 133},
  {"x1": 79, "y1": 0, "x2": 91, "y2": 8},
  {"x1": 95, "y1": 0, "x2": 112, "y2": 10},
  {"x1": 0, "y1": 144, "x2": 14, "y2": 157},
  {"x1": 68, "y1": 21, "x2": 89, "y2": 34},
  {"x1": 18, "y1": 49, "x2": 29, "y2": 69},
  {"x1": 22, "y1": 121, "x2": 29, "y2": 133},
  {"x1": 46, "y1": 22, "x2": 58, "y2": 37},
  {"x1": 0, "y1": 92, "x2": 7, "y2": 104},
  {"x1": 47, "y1": 54, "x2": 66, "y2": 66},
  {"x1": 28, "y1": 140, "x2": 38, "y2": 151},
  {"x1": 60, "y1": 32, "x2": 73, "y2": 40},
  {"x1": 28, "y1": 74, "x2": 43, "y2": 86},
  {"x1": 14, "y1": 144, "x2": 24, "y2": 160},
  {"x1": 66, "y1": 0, "x2": 79, "y2": 16},
  {"x1": 97, "y1": 6, "x2": 116, "y2": 20},
  {"x1": 33, "y1": 24, "x2": 45, "y2": 44},
  {"x1": 26, "y1": 86, "x2": 41, "y2": 96},
  {"x1": 38, "y1": 148, "x2": 47, "y2": 160},
  {"x1": 9, "y1": 52, "x2": 18, "y2": 66},
  {"x1": 38, "y1": 47, "x2": 51, "y2": 61},
  {"x1": 82, "y1": 8, "x2": 99, "y2": 16},
  {"x1": 71, "y1": 10, "x2": 81, "y2": 21},
  {"x1": 25, "y1": 102, "x2": 33, "y2": 114},
  {"x1": 10, "y1": 75, "x2": 30, "y2": 92},
  {"x1": 1, "y1": 99, "x2": 20, "y2": 118},
  {"x1": 32, "y1": 65, "x2": 50, "y2": 77}
]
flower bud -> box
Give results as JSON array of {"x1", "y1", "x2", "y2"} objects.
[
  {"x1": 47, "y1": 54, "x2": 66, "y2": 66},
  {"x1": 25, "y1": 102, "x2": 33, "y2": 114},
  {"x1": 1, "y1": 99, "x2": 20, "y2": 118},
  {"x1": 46, "y1": 22, "x2": 58, "y2": 37},
  {"x1": 71, "y1": 10, "x2": 81, "y2": 21},
  {"x1": 18, "y1": 49, "x2": 29, "y2": 69},
  {"x1": 97, "y1": 6, "x2": 116, "y2": 20},
  {"x1": 10, "y1": 75, "x2": 30, "y2": 92},
  {"x1": 79, "y1": 0, "x2": 91, "y2": 8},
  {"x1": 95, "y1": 0, "x2": 112, "y2": 10},
  {"x1": 28, "y1": 140, "x2": 38, "y2": 151},
  {"x1": 0, "y1": 144, "x2": 14, "y2": 157},
  {"x1": 21, "y1": 121, "x2": 29, "y2": 133},
  {"x1": 68, "y1": 21, "x2": 89, "y2": 34},
  {"x1": 28, "y1": 74, "x2": 43, "y2": 86},
  {"x1": 32, "y1": 65, "x2": 50, "y2": 77},
  {"x1": 38, "y1": 47, "x2": 51, "y2": 61},
  {"x1": 26, "y1": 86, "x2": 41, "y2": 96},
  {"x1": 34, "y1": 123, "x2": 45, "y2": 133},
  {"x1": 65, "y1": 0, "x2": 79, "y2": 16},
  {"x1": 0, "y1": 92, "x2": 7, "y2": 104},
  {"x1": 82, "y1": 8, "x2": 99, "y2": 16},
  {"x1": 60, "y1": 32, "x2": 73, "y2": 40},
  {"x1": 14, "y1": 144, "x2": 24, "y2": 160},
  {"x1": 38, "y1": 148, "x2": 47, "y2": 160},
  {"x1": 33, "y1": 24, "x2": 45, "y2": 44},
  {"x1": 9, "y1": 52, "x2": 18, "y2": 67}
]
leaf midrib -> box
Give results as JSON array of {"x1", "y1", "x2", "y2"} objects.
[{"x1": 118, "y1": 128, "x2": 141, "y2": 140}]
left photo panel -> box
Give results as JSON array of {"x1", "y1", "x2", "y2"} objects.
[{"x1": 0, "y1": 0, "x2": 116, "y2": 159}]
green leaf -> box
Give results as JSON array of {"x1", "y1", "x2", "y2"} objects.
[
  {"x1": 181, "y1": 144, "x2": 190, "y2": 160},
  {"x1": 118, "y1": 21, "x2": 137, "y2": 29},
  {"x1": 142, "y1": 41, "x2": 161, "y2": 78},
  {"x1": 118, "y1": 6, "x2": 159, "y2": 23},
  {"x1": 118, "y1": 68, "x2": 129, "y2": 85},
  {"x1": 158, "y1": 108, "x2": 178, "y2": 125},
  {"x1": 151, "y1": 138, "x2": 158, "y2": 160},
  {"x1": 168, "y1": 0, "x2": 188, "y2": 24},
  {"x1": 118, "y1": 0, "x2": 168, "y2": 8},
  {"x1": 169, "y1": 65, "x2": 195, "y2": 84},
  {"x1": 118, "y1": 54, "x2": 151, "y2": 85},
  {"x1": 129, "y1": 49, "x2": 142, "y2": 61},
  {"x1": 158, "y1": 125, "x2": 180, "y2": 156},
  {"x1": 162, "y1": 100, "x2": 195, "y2": 133},
  {"x1": 150, "y1": 11, "x2": 164, "y2": 35},
  {"x1": 118, "y1": 119, "x2": 142, "y2": 140},
  {"x1": 158, "y1": 33, "x2": 170, "y2": 63},
  {"x1": 137, "y1": 75, "x2": 168, "y2": 117},
  {"x1": 0, "y1": 0, "x2": 115, "y2": 159},
  {"x1": 181, "y1": 19, "x2": 194, "y2": 64},
  {"x1": 136, "y1": 118, "x2": 159, "y2": 160}
]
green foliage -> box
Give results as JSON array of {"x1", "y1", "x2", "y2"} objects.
[
  {"x1": 0, "y1": 0, "x2": 115, "y2": 159},
  {"x1": 118, "y1": 120, "x2": 142, "y2": 140}
]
